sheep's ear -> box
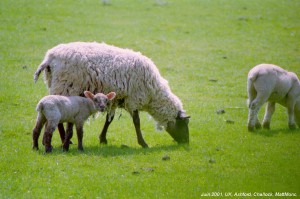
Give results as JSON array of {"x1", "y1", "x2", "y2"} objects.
[
  {"x1": 84, "y1": 91, "x2": 94, "y2": 99},
  {"x1": 107, "y1": 92, "x2": 116, "y2": 100}
]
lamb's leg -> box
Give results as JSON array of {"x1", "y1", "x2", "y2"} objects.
[
  {"x1": 132, "y1": 110, "x2": 148, "y2": 148},
  {"x1": 287, "y1": 99, "x2": 296, "y2": 130},
  {"x1": 58, "y1": 123, "x2": 74, "y2": 144},
  {"x1": 262, "y1": 102, "x2": 275, "y2": 129},
  {"x1": 62, "y1": 123, "x2": 74, "y2": 151},
  {"x1": 57, "y1": 123, "x2": 66, "y2": 143},
  {"x1": 32, "y1": 114, "x2": 46, "y2": 150},
  {"x1": 76, "y1": 124, "x2": 84, "y2": 151},
  {"x1": 295, "y1": 102, "x2": 300, "y2": 128},
  {"x1": 99, "y1": 111, "x2": 115, "y2": 144},
  {"x1": 247, "y1": 82, "x2": 261, "y2": 131},
  {"x1": 43, "y1": 121, "x2": 57, "y2": 153},
  {"x1": 248, "y1": 95, "x2": 268, "y2": 131}
]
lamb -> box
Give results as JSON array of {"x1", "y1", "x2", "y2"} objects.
[
  {"x1": 34, "y1": 42, "x2": 190, "y2": 148},
  {"x1": 247, "y1": 63, "x2": 300, "y2": 131},
  {"x1": 32, "y1": 91, "x2": 116, "y2": 152}
]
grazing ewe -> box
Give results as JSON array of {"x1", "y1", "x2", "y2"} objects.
[
  {"x1": 247, "y1": 64, "x2": 300, "y2": 131},
  {"x1": 34, "y1": 42, "x2": 190, "y2": 148},
  {"x1": 32, "y1": 91, "x2": 116, "y2": 152}
]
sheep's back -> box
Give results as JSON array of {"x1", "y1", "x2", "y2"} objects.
[{"x1": 45, "y1": 42, "x2": 170, "y2": 111}]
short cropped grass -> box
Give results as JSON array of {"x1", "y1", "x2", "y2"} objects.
[{"x1": 0, "y1": 0, "x2": 299, "y2": 198}]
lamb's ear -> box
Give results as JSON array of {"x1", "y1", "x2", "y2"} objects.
[
  {"x1": 84, "y1": 91, "x2": 94, "y2": 99},
  {"x1": 107, "y1": 92, "x2": 116, "y2": 100}
]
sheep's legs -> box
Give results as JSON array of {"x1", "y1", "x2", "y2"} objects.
[
  {"x1": 99, "y1": 113, "x2": 115, "y2": 144},
  {"x1": 132, "y1": 110, "x2": 148, "y2": 148},
  {"x1": 262, "y1": 102, "x2": 275, "y2": 129}
]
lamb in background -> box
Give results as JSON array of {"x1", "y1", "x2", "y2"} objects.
[
  {"x1": 247, "y1": 63, "x2": 300, "y2": 131},
  {"x1": 32, "y1": 91, "x2": 116, "y2": 152},
  {"x1": 34, "y1": 42, "x2": 190, "y2": 148}
]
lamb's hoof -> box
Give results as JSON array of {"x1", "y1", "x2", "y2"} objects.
[
  {"x1": 263, "y1": 122, "x2": 270, "y2": 129},
  {"x1": 248, "y1": 125, "x2": 255, "y2": 132},
  {"x1": 289, "y1": 123, "x2": 296, "y2": 130},
  {"x1": 45, "y1": 146, "x2": 53, "y2": 153},
  {"x1": 62, "y1": 144, "x2": 69, "y2": 152},
  {"x1": 255, "y1": 123, "x2": 262, "y2": 129},
  {"x1": 32, "y1": 146, "x2": 39, "y2": 150}
]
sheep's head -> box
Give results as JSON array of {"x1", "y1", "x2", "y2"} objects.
[
  {"x1": 84, "y1": 91, "x2": 116, "y2": 112},
  {"x1": 166, "y1": 111, "x2": 190, "y2": 144}
]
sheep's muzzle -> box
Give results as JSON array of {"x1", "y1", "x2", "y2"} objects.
[{"x1": 166, "y1": 111, "x2": 190, "y2": 144}]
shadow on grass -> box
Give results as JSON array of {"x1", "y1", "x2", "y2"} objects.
[
  {"x1": 251, "y1": 127, "x2": 300, "y2": 137},
  {"x1": 40, "y1": 143, "x2": 190, "y2": 157}
]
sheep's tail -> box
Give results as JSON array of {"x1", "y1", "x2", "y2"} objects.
[{"x1": 34, "y1": 58, "x2": 50, "y2": 83}]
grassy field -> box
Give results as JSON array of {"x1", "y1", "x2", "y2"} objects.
[{"x1": 0, "y1": 0, "x2": 299, "y2": 198}]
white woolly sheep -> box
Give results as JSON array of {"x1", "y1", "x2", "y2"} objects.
[
  {"x1": 32, "y1": 91, "x2": 116, "y2": 152},
  {"x1": 247, "y1": 64, "x2": 300, "y2": 131},
  {"x1": 34, "y1": 42, "x2": 190, "y2": 148}
]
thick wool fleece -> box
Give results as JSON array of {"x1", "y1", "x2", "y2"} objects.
[{"x1": 34, "y1": 42, "x2": 184, "y2": 127}]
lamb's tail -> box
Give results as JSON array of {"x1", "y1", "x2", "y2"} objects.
[
  {"x1": 34, "y1": 58, "x2": 51, "y2": 83},
  {"x1": 36, "y1": 101, "x2": 44, "y2": 112},
  {"x1": 247, "y1": 70, "x2": 259, "y2": 108}
]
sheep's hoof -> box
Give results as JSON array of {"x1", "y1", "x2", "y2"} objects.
[
  {"x1": 140, "y1": 142, "x2": 149, "y2": 148},
  {"x1": 289, "y1": 123, "x2": 296, "y2": 130},
  {"x1": 100, "y1": 138, "x2": 108, "y2": 145}
]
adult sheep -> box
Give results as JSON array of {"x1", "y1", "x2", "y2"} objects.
[
  {"x1": 247, "y1": 63, "x2": 300, "y2": 131},
  {"x1": 34, "y1": 42, "x2": 190, "y2": 148}
]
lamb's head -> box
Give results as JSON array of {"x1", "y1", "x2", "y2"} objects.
[
  {"x1": 84, "y1": 91, "x2": 116, "y2": 112},
  {"x1": 166, "y1": 111, "x2": 190, "y2": 144}
]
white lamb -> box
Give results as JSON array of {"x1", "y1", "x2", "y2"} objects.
[
  {"x1": 247, "y1": 64, "x2": 300, "y2": 131},
  {"x1": 34, "y1": 42, "x2": 190, "y2": 148},
  {"x1": 32, "y1": 91, "x2": 116, "y2": 152}
]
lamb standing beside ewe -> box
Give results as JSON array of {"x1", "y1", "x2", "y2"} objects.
[
  {"x1": 34, "y1": 42, "x2": 190, "y2": 148},
  {"x1": 32, "y1": 91, "x2": 116, "y2": 152},
  {"x1": 247, "y1": 64, "x2": 300, "y2": 131}
]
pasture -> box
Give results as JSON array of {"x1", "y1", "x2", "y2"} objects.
[{"x1": 0, "y1": 0, "x2": 299, "y2": 198}]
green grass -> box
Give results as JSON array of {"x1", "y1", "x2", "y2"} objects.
[{"x1": 0, "y1": 0, "x2": 300, "y2": 198}]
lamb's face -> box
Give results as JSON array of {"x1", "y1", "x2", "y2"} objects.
[
  {"x1": 166, "y1": 111, "x2": 190, "y2": 144},
  {"x1": 93, "y1": 93, "x2": 110, "y2": 112},
  {"x1": 84, "y1": 91, "x2": 116, "y2": 112}
]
